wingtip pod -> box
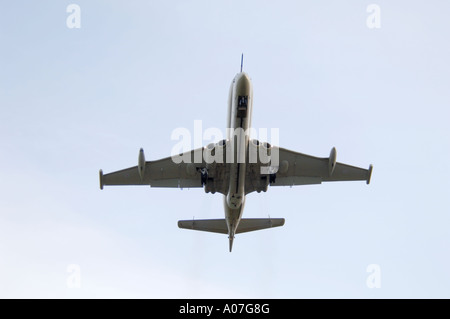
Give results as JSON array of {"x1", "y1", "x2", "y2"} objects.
[
  {"x1": 138, "y1": 148, "x2": 146, "y2": 181},
  {"x1": 328, "y1": 147, "x2": 337, "y2": 176},
  {"x1": 366, "y1": 164, "x2": 373, "y2": 185},
  {"x1": 99, "y1": 169, "x2": 104, "y2": 190}
]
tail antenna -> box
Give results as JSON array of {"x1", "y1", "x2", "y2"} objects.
[{"x1": 240, "y1": 53, "x2": 243, "y2": 73}]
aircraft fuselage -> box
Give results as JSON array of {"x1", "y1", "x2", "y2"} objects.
[{"x1": 224, "y1": 72, "x2": 253, "y2": 250}]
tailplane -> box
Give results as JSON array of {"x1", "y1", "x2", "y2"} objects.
[
  {"x1": 178, "y1": 218, "x2": 285, "y2": 234},
  {"x1": 178, "y1": 218, "x2": 285, "y2": 251}
]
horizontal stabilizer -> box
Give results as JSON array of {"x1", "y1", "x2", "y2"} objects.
[
  {"x1": 178, "y1": 219, "x2": 228, "y2": 234},
  {"x1": 237, "y1": 218, "x2": 285, "y2": 233},
  {"x1": 178, "y1": 218, "x2": 285, "y2": 234}
]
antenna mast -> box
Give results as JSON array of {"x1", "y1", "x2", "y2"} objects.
[{"x1": 240, "y1": 54, "x2": 243, "y2": 73}]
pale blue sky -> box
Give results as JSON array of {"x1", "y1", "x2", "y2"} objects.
[{"x1": 1, "y1": 1, "x2": 450, "y2": 298}]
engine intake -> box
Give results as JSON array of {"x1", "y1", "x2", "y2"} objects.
[
  {"x1": 249, "y1": 139, "x2": 272, "y2": 164},
  {"x1": 204, "y1": 139, "x2": 227, "y2": 164}
]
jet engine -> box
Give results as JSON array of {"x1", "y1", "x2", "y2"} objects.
[
  {"x1": 204, "y1": 139, "x2": 227, "y2": 164},
  {"x1": 248, "y1": 139, "x2": 271, "y2": 164}
]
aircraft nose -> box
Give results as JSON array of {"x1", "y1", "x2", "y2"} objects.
[
  {"x1": 235, "y1": 73, "x2": 251, "y2": 92},
  {"x1": 237, "y1": 72, "x2": 250, "y2": 84}
]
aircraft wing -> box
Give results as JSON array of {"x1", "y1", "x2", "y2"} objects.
[
  {"x1": 99, "y1": 147, "x2": 207, "y2": 190},
  {"x1": 268, "y1": 146, "x2": 373, "y2": 187}
]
